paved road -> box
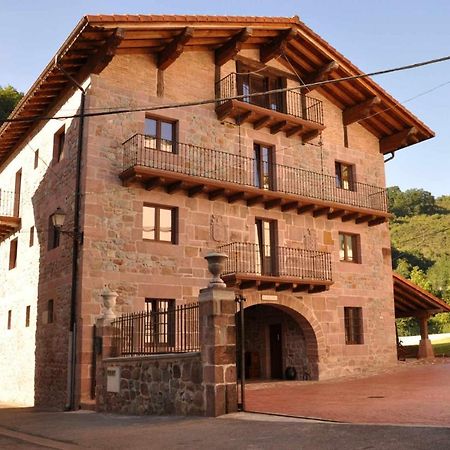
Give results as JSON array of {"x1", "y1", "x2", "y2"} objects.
[
  {"x1": 246, "y1": 359, "x2": 450, "y2": 426},
  {"x1": 0, "y1": 408, "x2": 449, "y2": 450}
]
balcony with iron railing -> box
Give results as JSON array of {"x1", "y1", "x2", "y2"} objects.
[
  {"x1": 120, "y1": 135, "x2": 389, "y2": 226},
  {"x1": 218, "y1": 242, "x2": 332, "y2": 293},
  {"x1": 215, "y1": 72, "x2": 325, "y2": 141},
  {"x1": 0, "y1": 190, "x2": 21, "y2": 242}
]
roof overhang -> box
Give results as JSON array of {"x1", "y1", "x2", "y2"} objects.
[
  {"x1": 393, "y1": 273, "x2": 450, "y2": 318},
  {"x1": 0, "y1": 14, "x2": 435, "y2": 166}
]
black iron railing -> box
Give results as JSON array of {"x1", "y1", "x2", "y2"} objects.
[
  {"x1": 111, "y1": 303, "x2": 200, "y2": 356},
  {"x1": 0, "y1": 190, "x2": 16, "y2": 217},
  {"x1": 216, "y1": 72, "x2": 324, "y2": 125},
  {"x1": 218, "y1": 242, "x2": 332, "y2": 281},
  {"x1": 122, "y1": 135, "x2": 388, "y2": 212}
]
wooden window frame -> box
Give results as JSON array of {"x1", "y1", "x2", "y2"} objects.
[
  {"x1": 335, "y1": 161, "x2": 355, "y2": 191},
  {"x1": 53, "y1": 126, "x2": 65, "y2": 164},
  {"x1": 34, "y1": 149, "x2": 39, "y2": 169},
  {"x1": 13, "y1": 169, "x2": 22, "y2": 217},
  {"x1": 48, "y1": 216, "x2": 61, "y2": 251},
  {"x1": 344, "y1": 307, "x2": 364, "y2": 345},
  {"x1": 339, "y1": 232, "x2": 361, "y2": 263},
  {"x1": 47, "y1": 300, "x2": 54, "y2": 324},
  {"x1": 255, "y1": 217, "x2": 279, "y2": 276},
  {"x1": 29, "y1": 226, "x2": 35, "y2": 247},
  {"x1": 7, "y1": 310, "x2": 12, "y2": 330},
  {"x1": 143, "y1": 204, "x2": 178, "y2": 244},
  {"x1": 9, "y1": 238, "x2": 18, "y2": 270},
  {"x1": 25, "y1": 306, "x2": 31, "y2": 328},
  {"x1": 253, "y1": 142, "x2": 276, "y2": 191},
  {"x1": 144, "y1": 115, "x2": 178, "y2": 153}
]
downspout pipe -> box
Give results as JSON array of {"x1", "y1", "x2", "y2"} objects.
[{"x1": 55, "y1": 57, "x2": 86, "y2": 411}]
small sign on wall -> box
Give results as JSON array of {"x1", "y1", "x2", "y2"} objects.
[
  {"x1": 106, "y1": 367, "x2": 120, "y2": 393},
  {"x1": 261, "y1": 294, "x2": 278, "y2": 302}
]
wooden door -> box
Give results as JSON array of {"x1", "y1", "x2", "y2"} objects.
[
  {"x1": 255, "y1": 219, "x2": 277, "y2": 275},
  {"x1": 269, "y1": 324, "x2": 283, "y2": 379}
]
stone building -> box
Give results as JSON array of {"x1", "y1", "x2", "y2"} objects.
[{"x1": 0, "y1": 15, "x2": 438, "y2": 410}]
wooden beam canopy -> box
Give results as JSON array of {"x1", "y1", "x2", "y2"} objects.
[
  {"x1": 157, "y1": 27, "x2": 194, "y2": 70},
  {"x1": 304, "y1": 60, "x2": 339, "y2": 88},
  {"x1": 260, "y1": 28, "x2": 297, "y2": 63},
  {"x1": 343, "y1": 96, "x2": 381, "y2": 126},
  {"x1": 215, "y1": 27, "x2": 253, "y2": 66},
  {"x1": 380, "y1": 127, "x2": 417, "y2": 154}
]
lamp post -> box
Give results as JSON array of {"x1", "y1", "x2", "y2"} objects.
[{"x1": 51, "y1": 208, "x2": 83, "y2": 243}]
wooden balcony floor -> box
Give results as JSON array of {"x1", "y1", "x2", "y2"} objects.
[
  {"x1": 120, "y1": 165, "x2": 390, "y2": 227},
  {"x1": 0, "y1": 216, "x2": 21, "y2": 242},
  {"x1": 223, "y1": 273, "x2": 332, "y2": 293},
  {"x1": 215, "y1": 99, "x2": 325, "y2": 141}
]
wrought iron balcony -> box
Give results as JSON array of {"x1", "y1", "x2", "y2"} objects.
[
  {"x1": 218, "y1": 242, "x2": 332, "y2": 293},
  {"x1": 215, "y1": 72, "x2": 325, "y2": 141},
  {"x1": 0, "y1": 190, "x2": 20, "y2": 241},
  {"x1": 120, "y1": 135, "x2": 389, "y2": 226}
]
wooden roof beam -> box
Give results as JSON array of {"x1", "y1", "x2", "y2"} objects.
[
  {"x1": 260, "y1": 28, "x2": 296, "y2": 63},
  {"x1": 304, "y1": 61, "x2": 339, "y2": 89},
  {"x1": 343, "y1": 96, "x2": 381, "y2": 126},
  {"x1": 215, "y1": 28, "x2": 253, "y2": 66},
  {"x1": 89, "y1": 28, "x2": 125, "y2": 75},
  {"x1": 380, "y1": 127, "x2": 417, "y2": 153},
  {"x1": 158, "y1": 27, "x2": 194, "y2": 70}
]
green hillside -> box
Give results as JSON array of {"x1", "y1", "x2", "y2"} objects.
[{"x1": 388, "y1": 188, "x2": 450, "y2": 335}]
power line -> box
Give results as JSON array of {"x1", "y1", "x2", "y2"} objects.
[{"x1": 1, "y1": 53, "x2": 450, "y2": 125}]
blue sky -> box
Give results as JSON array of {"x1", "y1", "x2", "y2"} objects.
[{"x1": 1, "y1": 0, "x2": 449, "y2": 196}]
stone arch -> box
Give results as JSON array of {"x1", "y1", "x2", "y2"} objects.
[{"x1": 241, "y1": 294, "x2": 324, "y2": 380}]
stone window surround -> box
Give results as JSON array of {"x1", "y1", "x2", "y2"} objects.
[{"x1": 142, "y1": 203, "x2": 178, "y2": 244}]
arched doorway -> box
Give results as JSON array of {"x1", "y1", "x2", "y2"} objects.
[{"x1": 238, "y1": 303, "x2": 319, "y2": 381}]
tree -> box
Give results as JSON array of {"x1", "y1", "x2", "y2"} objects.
[
  {"x1": 0, "y1": 85, "x2": 23, "y2": 121},
  {"x1": 427, "y1": 255, "x2": 450, "y2": 302},
  {"x1": 395, "y1": 258, "x2": 412, "y2": 278},
  {"x1": 387, "y1": 186, "x2": 438, "y2": 217}
]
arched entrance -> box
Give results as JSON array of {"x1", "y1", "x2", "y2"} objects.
[{"x1": 238, "y1": 303, "x2": 319, "y2": 381}]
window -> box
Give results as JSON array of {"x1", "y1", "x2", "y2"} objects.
[
  {"x1": 29, "y1": 226, "x2": 35, "y2": 247},
  {"x1": 9, "y1": 238, "x2": 18, "y2": 270},
  {"x1": 254, "y1": 143, "x2": 274, "y2": 190},
  {"x1": 344, "y1": 307, "x2": 364, "y2": 345},
  {"x1": 143, "y1": 205, "x2": 178, "y2": 243},
  {"x1": 53, "y1": 126, "x2": 65, "y2": 163},
  {"x1": 144, "y1": 116, "x2": 177, "y2": 152},
  {"x1": 47, "y1": 300, "x2": 54, "y2": 324},
  {"x1": 236, "y1": 62, "x2": 286, "y2": 112},
  {"x1": 255, "y1": 218, "x2": 278, "y2": 276},
  {"x1": 145, "y1": 299, "x2": 175, "y2": 346},
  {"x1": 7, "y1": 310, "x2": 12, "y2": 330},
  {"x1": 335, "y1": 161, "x2": 355, "y2": 191},
  {"x1": 48, "y1": 216, "x2": 60, "y2": 250},
  {"x1": 34, "y1": 149, "x2": 39, "y2": 169},
  {"x1": 25, "y1": 306, "x2": 31, "y2": 327},
  {"x1": 339, "y1": 232, "x2": 360, "y2": 263},
  {"x1": 14, "y1": 169, "x2": 22, "y2": 217}
]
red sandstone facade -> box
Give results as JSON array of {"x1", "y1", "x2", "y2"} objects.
[{"x1": 0, "y1": 15, "x2": 435, "y2": 409}]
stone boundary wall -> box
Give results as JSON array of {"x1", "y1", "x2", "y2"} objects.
[{"x1": 97, "y1": 352, "x2": 204, "y2": 415}]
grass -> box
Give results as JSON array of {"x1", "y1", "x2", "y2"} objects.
[{"x1": 404, "y1": 335, "x2": 450, "y2": 357}]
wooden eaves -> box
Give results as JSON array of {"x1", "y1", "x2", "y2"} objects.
[{"x1": 0, "y1": 14, "x2": 435, "y2": 166}]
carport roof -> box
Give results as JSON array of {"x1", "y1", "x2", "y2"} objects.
[{"x1": 393, "y1": 273, "x2": 450, "y2": 318}]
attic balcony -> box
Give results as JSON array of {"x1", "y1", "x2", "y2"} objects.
[
  {"x1": 215, "y1": 73, "x2": 325, "y2": 141},
  {"x1": 120, "y1": 135, "x2": 389, "y2": 225},
  {"x1": 0, "y1": 190, "x2": 21, "y2": 242},
  {"x1": 218, "y1": 242, "x2": 332, "y2": 293}
]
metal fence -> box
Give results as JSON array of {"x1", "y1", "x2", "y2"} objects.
[
  {"x1": 218, "y1": 242, "x2": 332, "y2": 281},
  {"x1": 111, "y1": 303, "x2": 200, "y2": 356},
  {"x1": 215, "y1": 72, "x2": 324, "y2": 125},
  {"x1": 0, "y1": 190, "x2": 16, "y2": 217},
  {"x1": 122, "y1": 135, "x2": 388, "y2": 212}
]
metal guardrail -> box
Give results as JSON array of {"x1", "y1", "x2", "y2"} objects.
[
  {"x1": 218, "y1": 242, "x2": 332, "y2": 281},
  {"x1": 0, "y1": 190, "x2": 16, "y2": 217},
  {"x1": 111, "y1": 303, "x2": 200, "y2": 356},
  {"x1": 122, "y1": 135, "x2": 388, "y2": 212}
]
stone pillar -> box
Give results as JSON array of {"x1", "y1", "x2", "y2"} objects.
[
  {"x1": 417, "y1": 314, "x2": 434, "y2": 359},
  {"x1": 199, "y1": 286, "x2": 238, "y2": 417}
]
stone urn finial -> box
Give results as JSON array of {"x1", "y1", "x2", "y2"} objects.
[
  {"x1": 101, "y1": 286, "x2": 118, "y2": 322},
  {"x1": 204, "y1": 252, "x2": 228, "y2": 289}
]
